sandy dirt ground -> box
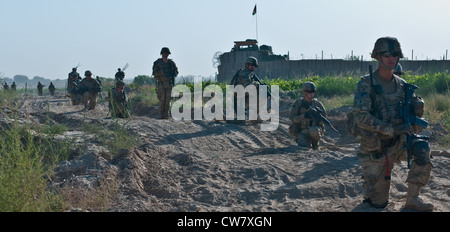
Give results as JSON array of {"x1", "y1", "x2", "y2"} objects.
[{"x1": 4, "y1": 92, "x2": 449, "y2": 212}]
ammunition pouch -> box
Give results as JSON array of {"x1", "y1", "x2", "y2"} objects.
[
  {"x1": 412, "y1": 96, "x2": 425, "y2": 118},
  {"x1": 360, "y1": 129, "x2": 382, "y2": 152}
]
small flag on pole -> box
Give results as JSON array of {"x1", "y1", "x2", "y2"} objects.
[{"x1": 252, "y1": 4, "x2": 257, "y2": 15}]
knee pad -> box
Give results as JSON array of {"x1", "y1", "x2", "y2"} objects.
[
  {"x1": 308, "y1": 126, "x2": 322, "y2": 141},
  {"x1": 411, "y1": 139, "x2": 430, "y2": 166}
]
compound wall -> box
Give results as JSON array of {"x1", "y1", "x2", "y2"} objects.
[{"x1": 217, "y1": 51, "x2": 450, "y2": 83}]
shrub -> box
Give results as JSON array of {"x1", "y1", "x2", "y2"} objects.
[{"x1": 0, "y1": 123, "x2": 63, "y2": 211}]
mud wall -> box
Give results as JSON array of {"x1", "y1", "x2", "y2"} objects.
[{"x1": 217, "y1": 51, "x2": 450, "y2": 83}]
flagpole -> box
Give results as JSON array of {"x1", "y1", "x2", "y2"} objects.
[
  {"x1": 253, "y1": 4, "x2": 258, "y2": 41},
  {"x1": 256, "y1": 8, "x2": 258, "y2": 41}
]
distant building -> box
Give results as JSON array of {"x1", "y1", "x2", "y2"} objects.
[{"x1": 216, "y1": 39, "x2": 450, "y2": 83}]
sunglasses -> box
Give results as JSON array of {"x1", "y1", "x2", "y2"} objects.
[
  {"x1": 305, "y1": 90, "x2": 315, "y2": 94},
  {"x1": 381, "y1": 51, "x2": 400, "y2": 58}
]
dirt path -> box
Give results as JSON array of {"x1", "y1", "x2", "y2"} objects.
[{"x1": 10, "y1": 92, "x2": 450, "y2": 212}]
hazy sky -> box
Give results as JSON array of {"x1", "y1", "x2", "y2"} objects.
[{"x1": 1, "y1": 0, "x2": 450, "y2": 80}]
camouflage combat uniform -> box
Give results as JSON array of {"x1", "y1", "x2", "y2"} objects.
[
  {"x1": 108, "y1": 81, "x2": 129, "y2": 118},
  {"x1": 68, "y1": 69, "x2": 81, "y2": 90},
  {"x1": 37, "y1": 82, "x2": 44, "y2": 96},
  {"x1": 289, "y1": 97, "x2": 326, "y2": 149},
  {"x1": 115, "y1": 69, "x2": 125, "y2": 82},
  {"x1": 352, "y1": 37, "x2": 432, "y2": 210},
  {"x1": 49, "y1": 82, "x2": 55, "y2": 96},
  {"x1": 152, "y1": 48, "x2": 178, "y2": 119},
  {"x1": 231, "y1": 68, "x2": 257, "y2": 87},
  {"x1": 68, "y1": 69, "x2": 82, "y2": 105},
  {"x1": 80, "y1": 71, "x2": 101, "y2": 110},
  {"x1": 230, "y1": 56, "x2": 261, "y2": 122}
]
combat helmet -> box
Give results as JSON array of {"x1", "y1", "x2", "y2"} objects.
[
  {"x1": 371, "y1": 36, "x2": 404, "y2": 58},
  {"x1": 160, "y1": 47, "x2": 171, "y2": 55},
  {"x1": 245, "y1": 56, "x2": 259, "y2": 67},
  {"x1": 302, "y1": 81, "x2": 316, "y2": 92},
  {"x1": 85, "y1": 70, "x2": 92, "y2": 76}
]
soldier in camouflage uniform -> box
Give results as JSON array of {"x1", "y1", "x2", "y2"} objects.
[
  {"x1": 352, "y1": 37, "x2": 433, "y2": 211},
  {"x1": 230, "y1": 56, "x2": 259, "y2": 87},
  {"x1": 115, "y1": 68, "x2": 125, "y2": 82},
  {"x1": 289, "y1": 82, "x2": 326, "y2": 150},
  {"x1": 68, "y1": 68, "x2": 82, "y2": 105},
  {"x1": 229, "y1": 56, "x2": 261, "y2": 122},
  {"x1": 108, "y1": 80, "x2": 129, "y2": 118},
  {"x1": 3, "y1": 82, "x2": 9, "y2": 92},
  {"x1": 68, "y1": 68, "x2": 81, "y2": 90},
  {"x1": 49, "y1": 82, "x2": 55, "y2": 96},
  {"x1": 152, "y1": 47, "x2": 178, "y2": 119},
  {"x1": 37, "y1": 82, "x2": 44, "y2": 96},
  {"x1": 80, "y1": 70, "x2": 102, "y2": 110}
]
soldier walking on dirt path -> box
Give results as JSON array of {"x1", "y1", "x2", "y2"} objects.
[
  {"x1": 68, "y1": 67, "x2": 82, "y2": 105},
  {"x1": 49, "y1": 82, "x2": 55, "y2": 96},
  {"x1": 289, "y1": 82, "x2": 326, "y2": 150},
  {"x1": 3, "y1": 82, "x2": 9, "y2": 91},
  {"x1": 68, "y1": 67, "x2": 81, "y2": 90},
  {"x1": 81, "y1": 70, "x2": 102, "y2": 110},
  {"x1": 115, "y1": 68, "x2": 125, "y2": 82},
  {"x1": 351, "y1": 37, "x2": 433, "y2": 211},
  {"x1": 152, "y1": 47, "x2": 178, "y2": 119},
  {"x1": 37, "y1": 82, "x2": 44, "y2": 96}
]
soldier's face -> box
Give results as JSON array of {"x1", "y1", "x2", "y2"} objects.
[
  {"x1": 304, "y1": 90, "x2": 315, "y2": 101},
  {"x1": 161, "y1": 52, "x2": 169, "y2": 59},
  {"x1": 246, "y1": 64, "x2": 256, "y2": 71},
  {"x1": 379, "y1": 52, "x2": 399, "y2": 70}
]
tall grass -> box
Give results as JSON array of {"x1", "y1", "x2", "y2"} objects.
[
  {"x1": 0, "y1": 122, "x2": 63, "y2": 211},
  {"x1": 0, "y1": 90, "x2": 126, "y2": 211}
]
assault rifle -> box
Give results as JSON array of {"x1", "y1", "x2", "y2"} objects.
[
  {"x1": 399, "y1": 83, "x2": 429, "y2": 168},
  {"x1": 302, "y1": 102, "x2": 340, "y2": 134},
  {"x1": 251, "y1": 74, "x2": 279, "y2": 106},
  {"x1": 122, "y1": 63, "x2": 129, "y2": 72}
]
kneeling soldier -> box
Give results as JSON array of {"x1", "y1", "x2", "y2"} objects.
[
  {"x1": 289, "y1": 81, "x2": 326, "y2": 150},
  {"x1": 108, "y1": 81, "x2": 130, "y2": 118},
  {"x1": 81, "y1": 70, "x2": 101, "y2": 110}
]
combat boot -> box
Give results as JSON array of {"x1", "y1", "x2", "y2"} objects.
[{"x1": 404, "y1": 183, "x2": 433, "y2": 212}]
